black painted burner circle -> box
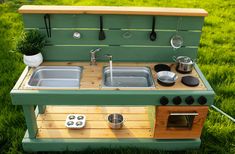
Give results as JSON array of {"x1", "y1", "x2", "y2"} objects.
[
  {"x1": 181, "y1": 76, "x2": 199, "y2": 87},
  {"x1": 154, "y1": 64, "x2": 171, "y2": 72}
]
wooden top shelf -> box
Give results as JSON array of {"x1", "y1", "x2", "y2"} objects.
[{"x1": 18, "y1": 5, "x2": 208, "y2": 16}]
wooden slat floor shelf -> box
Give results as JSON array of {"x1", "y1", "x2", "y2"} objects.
[
  {"x1": 36, "y1": 106, "x2": 153, "y2": 139},
  {"x1": 19, "y1": 62, "x2": 207, "y2": 90}
]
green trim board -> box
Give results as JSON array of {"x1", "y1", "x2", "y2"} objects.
[
  {"x1": 23, "y1": 14, "x2": 204, "y2": 30},
  {"x1": 194, "y1": 64, "x2": 214, "y2": 91},
  {"x1": 38, "y1": 29, "x2": 201, "y2": 46},
  {"x1": 42, "y1": 46, "x2": 198, "y2": 62},
  {"x1": 11, "y1": 90, "x2": 214, "y2": 106},
  {"x1": 22, "y1": 131, "x2": 201, "y2": 151}
]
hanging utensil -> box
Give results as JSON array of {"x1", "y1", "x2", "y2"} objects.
[
  {"x1": 170, "y1": 35, "x2": 183, "y2": 49},
  {"x1": 150, "y1": 16, "x2": 156, "y2": 41},
  {"x1": 99, "y1": 16, "x2": 105, "y2": 40},
  {"x1": 170, "y1": 17, "x2": 183, "y2": 49},
  {"x1": 44, "y1": 14, "x2": 51, "y2": 38}
]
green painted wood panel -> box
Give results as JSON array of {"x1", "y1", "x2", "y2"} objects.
[
  {"x1": 40, "y1": 29, "x2": 201, "y2": 46},
  {"x1": 38, "y1": 105, "x2": 46, "y2": 114},
  {"x1": 22, "y1": 13, "x2": 205, "y2": 62},
  {"x1": 22, "y1": 133, "x2": 201, "y2": 151},
  {"x1": 23, "y1": 14, "x2": 204, "y2": 30},
  {"x1": 22, "y1": 105, "x2": 37, "y2": 138},
  {"x1": 42, "y1": 46, "x2": 198, "y2": 62},
  {"x1": 11, "y1": 90, "x2": 215, "y2": 105}
]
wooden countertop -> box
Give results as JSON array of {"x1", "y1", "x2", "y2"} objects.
[
  {"x1": 18, "y1": 5, "x2": 208, "y2": 16},
  {"x1": 19, "y1": 62, "x2": 207, "y2": 90}
]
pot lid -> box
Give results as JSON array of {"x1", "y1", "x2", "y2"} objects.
[{"x1": 177, "y1": 56, "x2": 193, "y2": 64}]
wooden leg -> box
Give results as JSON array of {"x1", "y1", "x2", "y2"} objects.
[
  {"x1": 23, "y1": 105, "x2": 38, "y2": 138},
  {"x1": 38, "y1": 105, "x2": 46, "y2": 114}
]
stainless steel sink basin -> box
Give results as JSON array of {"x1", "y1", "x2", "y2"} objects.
[
  {"x1": 27, "y1": 66, "x2": 82, "y2": 89},
  {"x1": 102, "y1": 67, "x2": 155, "y2": 88}
]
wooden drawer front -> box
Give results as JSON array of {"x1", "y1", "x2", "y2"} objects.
[{"x1": 154, "y1": 106, "x2": 208, "y2": 139}]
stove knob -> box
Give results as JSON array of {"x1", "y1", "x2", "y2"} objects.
[
  {"x1": 198, "y1": 96, "x2": 207, "y2": 105},
  {"x1": 173, "y1": 96, "x2": 182, "y2": 105},
  {"x1": 160, "y1": 96, "x2": 169, "y2": 105},
  {"x1": 185, "y1": 96, "x2": 194, "y2": 105}
]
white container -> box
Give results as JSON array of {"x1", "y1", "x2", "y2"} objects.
[
  {"x1": 65, "y1": 114, "x2": 86, "y2": 129},
  {"x1": 23, "y1": 52, "x2": 43, "y2": 67}
]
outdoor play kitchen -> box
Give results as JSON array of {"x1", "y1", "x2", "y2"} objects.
[{"x1": 10, "y1": 5, "x2": 215, "y2": 152}]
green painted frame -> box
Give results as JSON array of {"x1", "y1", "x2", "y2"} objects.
[{"x1": 22, "y1": 131, "x2": 201, "y2": 152}]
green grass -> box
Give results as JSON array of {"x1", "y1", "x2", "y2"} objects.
[{"x1": 0, "y1": 0, "x2": 235, "y2": 153}]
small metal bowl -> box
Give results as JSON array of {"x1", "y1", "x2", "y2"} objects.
[
  {"x1": 76, "y1": 121, "x2": 83, "y2": 126},
  {"x1": 68, "y1": 115, "x2": 76, "y2": 120},
  {"x1": 107, "y1": 113, "x2": 124, "y2": 129},
  {"x1": 157, "y1": 71, "x2": 178, "y2": 86},
  {"x1": 77, "y1": 116, "x2": 84, "y2": 120},
  {"x1": 170, "y1": 35, "x2": 183, "y2": 49},
  {"x1": 67, "y1": 121, "x2": 74, "y2": 126}
]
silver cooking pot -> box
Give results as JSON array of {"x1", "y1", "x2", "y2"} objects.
[
  {"x1": 107, "y1": 113, "x2": 124, "y2": 129},
  {"x1": 173, "y1": 56, "x2": 195, "y2": 73}
]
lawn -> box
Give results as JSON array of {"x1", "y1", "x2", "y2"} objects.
[{"x1": 0, "y1": 0, "x2": 234, "y2": 153}]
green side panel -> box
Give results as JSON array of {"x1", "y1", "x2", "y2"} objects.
[
  {"x1": 11, "y1": 90, "x2": 215, "y2": 105},
  {"x1": 23, "y1": 14, "x2": 204, "y2": 30},
  {"x1": 42, "y1": 46, "x2": 198, "y2": 62},
  {"x1": 39, "y1": 29, "x2": 201, "y2": 46},
  {"x1": 38, "y1": 105, "x2": 46, "y2": 114},
  {"x1": 22, "y1": 105, "x2": 37, "y2": 138},
  {"x1": 22, "y1": 131, "x2": 201, "y2": 151},
  {"x1": 194, "y1": 64, "x2": 214, "y2": 91}
]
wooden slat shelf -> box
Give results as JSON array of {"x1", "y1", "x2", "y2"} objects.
[
  {"x1": 37, "y1": 113, "x2": 149, "y2": 121},
  {"x1": 36, "y1": 106, "x2": 153, "y2": 139},
  {"x1": 19, "y1": 62, "x2": 207, "y2": 90},
  {"x1": 18, "y1": 5, "x2": 208, "y2": 16}
]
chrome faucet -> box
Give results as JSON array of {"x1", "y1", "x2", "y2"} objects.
[{"x1": 90, "y1": 48, "x2": 101, "y2": 65}]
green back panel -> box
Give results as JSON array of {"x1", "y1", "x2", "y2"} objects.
[
  {"x1": 43, "y1": 46, "x2": 198, "y2": 62},
  {"x1": 22, "y1": 14, "x2": 205, "y2": 62}
]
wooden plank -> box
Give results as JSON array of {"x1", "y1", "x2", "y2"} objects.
[
  {"x1": 37, "y1": 113, "x2": 149, "y2": 121},
  {"x1": 154, "y1": 106, "x2": 208, "y2": 139},
  {"x1": 37, "y1": 29, "x2": 201, "y2": 46},
  {"x1": 18, "y1": 5, "x2": 208, "y2": 16},
  {"x1": 12, "y1": 66, "x2": 29, "y2": 90},
  {"x1": 42, "y1": 46, "x2": 198, "y2": 62},
  {"x1": 23, "y1": 14, "x2": 204, "y2": 30},
  {"x1": 44, "y1": 106, "x2": 147, "y2": 114},
  {"x1": 37, "y1": 128, "x2": 152, "y2": 138},
  {"x1": 37, "y1": 121, "x2": 150, "y2": 129}
]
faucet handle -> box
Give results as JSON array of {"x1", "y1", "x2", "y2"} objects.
[
  {"x1": 103, "y1": 54, "x2": 112, "y2": 60},
  {"x1": 90, "y1": 48, "x2": 101, "y2": 53}
]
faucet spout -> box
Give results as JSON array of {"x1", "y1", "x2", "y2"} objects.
[{"x1": 90, "y1": 48, "x2": 101, "y2": 65}]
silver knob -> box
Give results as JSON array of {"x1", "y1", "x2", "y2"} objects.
[{"x1": 73, "y1": 32, "x2": 81, "y2": 39}]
